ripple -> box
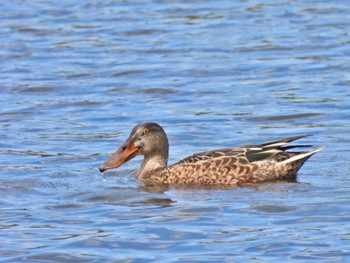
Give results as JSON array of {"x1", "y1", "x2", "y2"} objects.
[{"x1": 0, "y1": 0, "x2": 349, "y2": 262}]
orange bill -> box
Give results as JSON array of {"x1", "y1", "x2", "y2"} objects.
[{"x1": 99, "y1": 138, "x2": 141, "y2": 173}]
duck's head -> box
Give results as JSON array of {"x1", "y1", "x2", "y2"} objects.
[{"x1": 99, "y1": 122, "x2": 169, "y2": 173}]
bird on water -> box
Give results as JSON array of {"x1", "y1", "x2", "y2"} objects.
[{"x1": 99, "y1": 122, "x2": 322, "y2": 186}]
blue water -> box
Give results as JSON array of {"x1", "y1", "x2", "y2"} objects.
[{"x1": 1, "y1": 0, "x2": 350, "y2": 262}]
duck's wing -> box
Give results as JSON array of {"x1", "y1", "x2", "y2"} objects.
[
  {"x1": 174, "y1": 134, "x2": 313, "y2": 166},
  {"x1": 243, "y1": 135, "x2": 313, "y2": 162},
  {"x1": 173, "y1": 148, "x2": 248, "y2": 165}
]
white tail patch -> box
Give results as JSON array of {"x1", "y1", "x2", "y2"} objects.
[
  {"x1": 281, "y1": 147, "x2": 323, "y2": 164},
  {"x1": 263, "y1": 142, "x2": 288, "y2": 148},
  {"x1": 249, "y1": 147, "x2": 263, "y2": 151}
]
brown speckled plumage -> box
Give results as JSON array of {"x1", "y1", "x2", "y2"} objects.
[{"x1": 99, "y1": 122, "x2": 322, "y2": 186}]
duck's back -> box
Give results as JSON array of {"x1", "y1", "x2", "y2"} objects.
[{"x1": 163, "y1": 148, "x2": 259, "y2": 185}]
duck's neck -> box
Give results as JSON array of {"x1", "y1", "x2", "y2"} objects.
[{"x1": 138, "y1": 154, "x2": 168, "y2": 178}]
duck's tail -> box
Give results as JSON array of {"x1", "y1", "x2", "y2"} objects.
[
  {"x1": 251, "y1": 136, "x2": 322, "y2": 182},
  {"x1": 280, "y1": 146, "x2": 323, "y2": 165}
]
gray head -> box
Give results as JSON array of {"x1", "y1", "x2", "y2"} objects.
[{"x1": 99, "y1": 122, "x2": 169, "y2": 172}]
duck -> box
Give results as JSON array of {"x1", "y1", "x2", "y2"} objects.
[{"x1": 98, "y1": 122, "x2": 322, "y2": 186}]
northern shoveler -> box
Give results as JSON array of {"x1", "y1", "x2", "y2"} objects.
[{"x1": 99, "y1": 122, "x2": 322, "y2": 185}]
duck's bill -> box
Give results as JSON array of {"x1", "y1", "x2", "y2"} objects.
[{"x1": 99, "y1": 138, "x2": 141, "y2": 173}]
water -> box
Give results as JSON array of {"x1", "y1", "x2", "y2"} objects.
[{"x1": 1, "y1": 0, "x2": 350, "y2": 262}]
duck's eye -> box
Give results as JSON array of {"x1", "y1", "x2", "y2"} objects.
[{"x1": 142, "y1": 129, "x2": 149, "y2": 136}]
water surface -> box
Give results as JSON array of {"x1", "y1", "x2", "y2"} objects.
[{"x1": 1, "y1": 0, "x2": 350, "y2": 262}]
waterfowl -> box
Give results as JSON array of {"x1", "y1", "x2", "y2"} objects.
[{"x1": 99, "y1": 122, "x2": 322, "y2": 186}]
